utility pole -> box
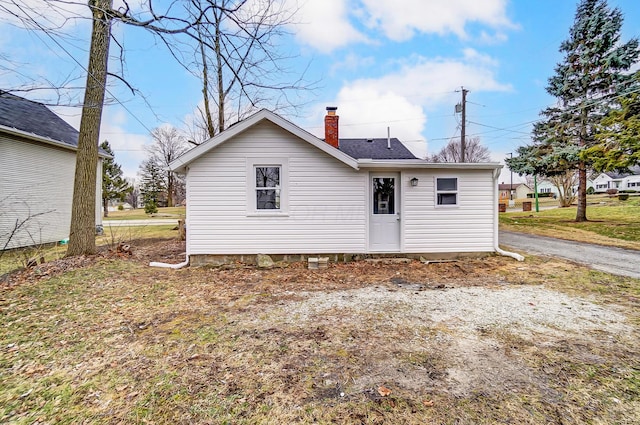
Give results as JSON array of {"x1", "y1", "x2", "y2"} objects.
[{"x1": 460, "y1": 87, "x2": 468, "y2": 162}]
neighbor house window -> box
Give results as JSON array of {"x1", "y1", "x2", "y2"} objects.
[
  {"x1": 436, "y1": 177, "x2": 458, "y2": 206},
  {"x1": 255, "y1": 166, "x2": 281, "y2": 209}
]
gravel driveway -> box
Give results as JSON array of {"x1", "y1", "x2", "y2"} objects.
[{"x1": 500, "y1": 230, "x2": 640, "y2": 279}]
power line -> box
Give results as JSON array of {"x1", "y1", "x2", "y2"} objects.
[{"x1": 13, "y1": 2, "x2": 154, "y2": 135}]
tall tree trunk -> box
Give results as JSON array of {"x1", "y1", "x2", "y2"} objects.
[
  {"x1": 103, "y1": 197, "x2": 109, "y2": 218},
  {"x1": 576, "y1": 160, "x2": 588, "y2": 221},
  {"x1": 199, "y1": 35, "x2": 215, "y2": 138},
  {"x1": 215, "y1": 10, "x2": 225, "y2": 132},
  {"x1": 66, "y1": 0, "x2": 112, "y2": 257},
  {"x1": 575, "y1": 107, "x2": 588, "y2": 222}
]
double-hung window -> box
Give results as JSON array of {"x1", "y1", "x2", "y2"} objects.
[
  {"x1": 247, "y1": 158, "x2": 288, "y2": 215},
  {"x1": 255, "y1": 166, "x2": 281, "y2": 210},
  {"x1": 436, "y1": 177, "x2": 458, "y2": 206}
]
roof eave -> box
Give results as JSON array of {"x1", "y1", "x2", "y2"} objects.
[
  {"x1": 357, "y1": 159, "x2": 502, "y2": 170},
  {"x1": 0, "y1": 124, "x2": 112, "y2": 158}
]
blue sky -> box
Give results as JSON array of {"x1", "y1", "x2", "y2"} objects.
[{"x1": 1, "y1": 0, "x2": 639, "y2": 183}]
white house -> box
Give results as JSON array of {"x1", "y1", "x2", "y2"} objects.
[
  {"x1": 498, "y1": 183, "x2": 532, "y2": 200},
  {"x1": 592, "y1": 167, "x2": 640, "y2": 192},
  {"x1": 0, "y1": 91, "x2": 105, "y2": 250},
  {"x1": 169, "y1": 108, "x2": 513, "y2": 265}
]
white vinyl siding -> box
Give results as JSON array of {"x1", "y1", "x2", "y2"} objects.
[
  {"x1": 1, "y1": 136, "x2": 72, "y2": 249},
  {"x1": 186, "y1": 121, "x2": 366, "y2": 254},
  {"x1": 403, "y1": 170, "x2": 495, "y2": 253}
]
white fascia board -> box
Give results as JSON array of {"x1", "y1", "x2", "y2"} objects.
[
  {"x1": 0, "y1": 124, "x2": 112, "y2": 158},
  {"x1": 357, "y1": 159, "x2": 502, "y2": 171},
  {"x1": 169, "y1": 109, "x2": 359, "y2": 172}
]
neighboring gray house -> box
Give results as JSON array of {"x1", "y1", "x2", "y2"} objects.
[
  {"x1": 0, "y1": 91, "x2": 104, "y2": 250},
  {"x1": 170, "y1": 108, "x2": 508, "y2": 265},
  {"x1": 592, "y1": 166, "x2": 640, "y2": 193}
]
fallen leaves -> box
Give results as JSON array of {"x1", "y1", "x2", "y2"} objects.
[{"x1": 377, "y1": 385, "x2": 392, "y2": 397}]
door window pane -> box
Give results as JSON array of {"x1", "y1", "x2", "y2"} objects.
[{"x1": 373, "y1": 177, "x2": 395, "y2": 214}]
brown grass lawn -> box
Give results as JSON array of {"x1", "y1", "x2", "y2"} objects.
[{"x1": 1, "y1": 236, "x2": 639, "y2": 424}]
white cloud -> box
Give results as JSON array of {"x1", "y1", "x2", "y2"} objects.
[
  {"x1": 289, "y1": 0, "x2": 368, "y2": 53},
  {"x1": 308, "y1": 50, "x2": 511, "y2": 158},
  {"x1": 290, "y1": 0, "x2": 516, "y2": 53},
  {"x1": 361, "y1": 0, "x2": 516, "y2": 41},
  {"x1": 329, "y1": 53, "x2": 376, "y2": 76},
  {"x1": 478, "y1": 30, "x2": 509, "y2": 45},
  {"x1": 335, "y1": 86, "x2": 427, "y2": 158},
  {"x1": 346, "y1": 51, "x2": 512, "y2": 109},
  {"x1": 0, "y1": 0, "x2": 88, "y2": 30}
]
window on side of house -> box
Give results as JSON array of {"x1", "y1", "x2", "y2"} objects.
[
  {"x1": 436, "y1": 177, "x2": 458, "y2": 206},
  {"x1": 255, "y1": 166, "x2": 281, "y2": 210}
]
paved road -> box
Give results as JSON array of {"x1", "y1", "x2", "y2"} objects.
[
  {"x1": 103, "y1": 219, "x2": 178, "y2": 227},
  {"x1": 500, "y1": 230, "x2": 640, "y2": 279}
]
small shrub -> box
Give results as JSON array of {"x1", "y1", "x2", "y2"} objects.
[
  {"x1": 118, "y1": 204, "x2": 124, "y2": 211},
  {"x1": 587, "y1": 187, "x2": 595, "y2": 195},
  {"x1": 144, "y1": 200, "x2": 158, "y2": 214},
  {"x1": 606, "y1": 188, "x2": 618, "y2": 195},
  {"x1": 618, "y1": 194, "x2": 629, "y2": 201}
]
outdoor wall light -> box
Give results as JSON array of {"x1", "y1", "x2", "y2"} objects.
[{"x1": 410, "y1": 177, "x2": 419, "y2": 187}]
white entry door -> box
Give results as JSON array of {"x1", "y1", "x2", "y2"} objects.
[{"x1": 369, "y1": 173, "x2": 400, "y2": 251}]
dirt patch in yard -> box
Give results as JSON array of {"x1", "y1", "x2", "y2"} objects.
[{"x1": 2, "y1": 240, "x2": 639, "y2": 424}]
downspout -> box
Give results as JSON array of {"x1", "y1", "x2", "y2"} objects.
[
  {"x1": 493, "y1": 167, "x2": 524, "y2": 261},
  {"x1": 150, "y1": 256, "x2": 190, "y2": 269}
]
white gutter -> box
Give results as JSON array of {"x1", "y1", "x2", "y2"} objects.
[
  {"x1": 357, "y1": 160, "x2": 502, "y2": 170},
  {"x1": 493, "y1": 168, "x2": 524, "y2": 261},
  {"x1": 0, "y1": 124, "x2": 112, "y2": 158}
]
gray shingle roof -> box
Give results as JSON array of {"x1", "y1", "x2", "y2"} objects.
[
  {"x1": 337, "y1": 138, "x2": 417, "y2": 160},
  {"x1": 604, "y1": 165, "x2": 640, "y2": 179},
  {"x1": 0, "y1": 91, "x2": 79, "y2": 148}
]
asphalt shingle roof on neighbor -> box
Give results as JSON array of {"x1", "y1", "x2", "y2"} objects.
[
  {"x1": 0, "y1": 91, "x2": 80, "y2": 148},
  {"x1": 337, "y1": 138, "x2": 418, "y2": 160},
  {"x1": 604, "y1": 165, "x2": 640, "y2": 179}
]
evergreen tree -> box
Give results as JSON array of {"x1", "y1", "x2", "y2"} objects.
[
  {"x1": 139, "y1": 158, "x2": 165, "y2": 214},
  {"x1": 100, "y1": 140, "x2": 131, "y2": 218},
  {"x1": 507, "y1": 0, "x2": 639, "y2": 222},
  {"x1": 587, "y1": 85, "x2": 640, "y2": 172}
]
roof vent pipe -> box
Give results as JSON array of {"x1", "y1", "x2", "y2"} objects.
[{"x1": 387, "y1": 127, "x2": 391, "y2": 149}]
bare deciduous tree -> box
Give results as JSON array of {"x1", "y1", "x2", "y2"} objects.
[
  {"x1": 549, "y1": 171, "x2": 577, "y2": 208},
  {"x1": 186, "y1": 0, "x2": 312, "y2": 143},
  {"x1": 143, "y1": 126, "x2": 188, "y2": 208},
  {"x1": 429, "y1": 137, "x2": 491, "y2": 163}
]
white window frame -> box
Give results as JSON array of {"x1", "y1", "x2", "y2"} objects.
[
  {"x1": 435, "y1": 176, "x2": 458, "y2": 207},
  {"x1": 246, "y1": 158, "x2": 289, "y2": 216}
]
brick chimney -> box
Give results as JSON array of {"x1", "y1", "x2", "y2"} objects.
[{"x1": 324, "y1": 106, "x2": 339, "y2": 148}]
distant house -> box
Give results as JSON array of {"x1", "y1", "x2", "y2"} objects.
[
  {"x1": 592, "y1": 166, "x2": 640, "y2": 192},
  {"x1": 170, "y1": 107, "x2": 508, "y2": 265},
  {"x1": 0, "y1": 91, "x2": 106, "y2": 250},
  {"x1": 498, "y1": 183, "x2": 532, "y2": 201}
]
